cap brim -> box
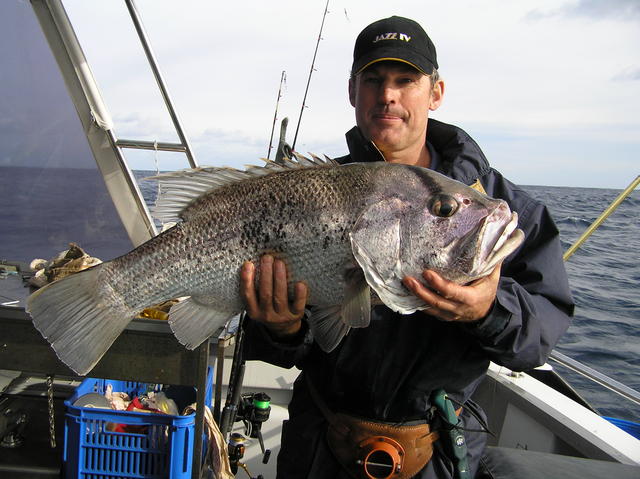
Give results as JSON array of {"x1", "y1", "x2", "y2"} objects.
[{"x1": 352, "y1": 47, "x2": 434, "y2": 76}]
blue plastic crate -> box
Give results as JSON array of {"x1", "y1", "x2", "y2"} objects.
[{"x1": 64, "y1": 368, "x2": 213, "y2": 479}]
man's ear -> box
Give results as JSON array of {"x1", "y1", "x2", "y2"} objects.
[
  {"x1": 429, "y1": 79, "x2": 445, "y2": 111},
  {"x1": 348, "y1": 77, "x2": 356, "y2": 107}
]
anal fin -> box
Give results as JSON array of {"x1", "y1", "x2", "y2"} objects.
[{"x1": 168, "y1": 297, "x2": 238, "y2": 349}]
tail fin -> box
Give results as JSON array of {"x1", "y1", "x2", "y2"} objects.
[{"x1": 26, "y1": 263, "x2": 135, "y2": 375}]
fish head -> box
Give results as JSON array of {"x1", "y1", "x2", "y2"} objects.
[
  {"x1": 349, "y1": 165, "x2": 524, "y2": 314},
  {"x1": 405, "y1": 172, "x2": 525, "y2": 284}
]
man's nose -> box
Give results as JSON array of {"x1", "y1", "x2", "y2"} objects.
[{"x1": 378, "y1": 81, "x2": 397, "y2": 104}]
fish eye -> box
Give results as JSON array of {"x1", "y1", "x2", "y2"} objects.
[{"x1": 430, "y1": 194, "x2": 459, "y2": 218}]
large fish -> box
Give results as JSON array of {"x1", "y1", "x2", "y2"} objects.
[{"x1": 27, "y1": 155, "x2": 524, "y2": 375}]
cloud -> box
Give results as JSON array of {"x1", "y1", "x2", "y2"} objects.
[
  {"x1": 612, "y1": 67, "x2": 640, "y2": 82},
  {"x1": 526, "y1": 0, "x2": 640, "y2": 22},
  {"x1": 111, "y1": 112, "x2": 181, "y2": 142}
]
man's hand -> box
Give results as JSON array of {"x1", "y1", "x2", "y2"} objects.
[
  {"x1": 402, "y1": 264, "x2": 501, "y2": 323},
  {"x1": 240, "y1": 254, "x2": 308, "y2": 338}
]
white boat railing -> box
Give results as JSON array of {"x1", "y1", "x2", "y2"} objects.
[
  {"x1": 31, "y1": 0, "x2": 157, "y2": 246},
  {"x1": 117, "y1": 0, "x2": 198, "y2": 168},
  {"x1": 549, "y1": 351, "x2": 640, "y2": 408}
]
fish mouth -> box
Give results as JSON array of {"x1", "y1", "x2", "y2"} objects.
[{"x1": 469, "y1": 209, "x2": 524, "y2": 279}]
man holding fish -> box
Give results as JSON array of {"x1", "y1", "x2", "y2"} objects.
[
  {"x1": 25, "y1": 13, "x2": 573, "y2": 479},
  {"x1": 240, "y1": 15, "x2": 574, "y2": 479}
]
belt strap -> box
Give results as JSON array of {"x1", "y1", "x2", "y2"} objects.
[{"x1": 305, "y1": 374, "x2": 445, "y2": 479}]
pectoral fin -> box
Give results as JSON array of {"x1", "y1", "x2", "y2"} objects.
[
  {"x1": 307, "y1": 305, "x2": 350, "y2": 352},
  {"x1": 341, "y1": 265, "x2": 371, "y2": 328}
]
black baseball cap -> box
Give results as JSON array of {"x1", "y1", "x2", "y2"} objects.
[{"x1": 351, "y1": 16, "x2": 438, "y2": 76}]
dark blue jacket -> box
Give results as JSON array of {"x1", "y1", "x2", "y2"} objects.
[{"x1": 244, "y1": 120, "x2": 574, "y2": 478}]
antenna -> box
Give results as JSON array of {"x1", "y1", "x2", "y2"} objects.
[{"x1": 292, "y1": 0, "x2": 330, "y2": 151}]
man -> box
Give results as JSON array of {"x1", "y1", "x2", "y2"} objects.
[{"x1": 239, "y1": 16, "x2": 573, "y2": 478}]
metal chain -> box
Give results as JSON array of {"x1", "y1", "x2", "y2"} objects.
[{"x1": 46, "y1": 375, "x2": 56, "y2": 448}]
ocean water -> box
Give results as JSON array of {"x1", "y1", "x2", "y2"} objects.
[
  {"x1": 1, "y1": 168, "x2": 638, "y2": 421},
  {"x1": 0, "y1": 167, "x2": 133, "y2": 264},
  {"x1": 522, "y1": 184, "x2": 640, "y2": 422}
]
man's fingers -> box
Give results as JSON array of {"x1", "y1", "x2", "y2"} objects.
[
  {"x1": 404, "y1": 276, "x2": 457, "y2": 309},
  {"x1": 291, "y1": 281, "x2": 309, "y2": 317},
  {"x1": 403, "y1": 275, "x2": 466, "y2": 322},
  {"x1": 241, "y1": 254, "x2": 309, "y2": 326},
  {"x1": 240, "y1": 261, "x2": 260, "y2": 317},
  {"x1": 273, "y1": 259, "x2": 289, "y2": 313},
  {"x1": 422, "y1": 270, "x2": 462, "y2": 302},
  {"x1": 409, "y1": 267, "x2": 500, "y2": 322},
  {"x1": 258, "y1": 254, "x2": 275, "y2": 311}
]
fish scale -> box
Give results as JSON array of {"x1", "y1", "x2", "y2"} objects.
[{"x1": 27, "y1": 156, "x2": 523, "y2": 374}]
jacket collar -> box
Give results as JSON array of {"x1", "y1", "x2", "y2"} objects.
[
  {"x1": 343, "y1": 126, "x2": 385, "y2": 163},
  {"x1": 341, "y1": 119, "x2": 491, "y2": 185}
]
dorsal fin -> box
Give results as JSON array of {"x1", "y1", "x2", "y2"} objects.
[{"x1": 147, "y1": 153, "x2": 337, "y2": 224}]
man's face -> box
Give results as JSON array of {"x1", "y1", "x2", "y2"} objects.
[{"x1": 349, "y1": 62, "x2": 443, "y2": 158}]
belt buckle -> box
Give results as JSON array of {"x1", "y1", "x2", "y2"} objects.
[{"x1": 357, "y1": 435, "x2": 405, "y2": 479}]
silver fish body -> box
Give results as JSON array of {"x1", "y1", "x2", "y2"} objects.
[{"x1": 27, "y1": 156, "x2": 524, "y2": 374}]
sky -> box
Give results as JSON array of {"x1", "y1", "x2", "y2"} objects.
[{"x1": 14, "y1": 1, "x2": 640, "y2": 188}]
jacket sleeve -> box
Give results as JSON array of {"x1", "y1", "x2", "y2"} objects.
[
  {"x1": 242, "y1": 315, "x2": 312, "y2": 369},
  {"x1": 463, "y1": 172, "x2": 574, "y2": 371}
]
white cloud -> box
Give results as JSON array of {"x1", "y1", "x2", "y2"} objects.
[
  {"x1": 526, "y1": 0, "x2": 640, "y2": 22},
  {"x1": 612, "y1": 67, "x2": 640, "y2": 82}
]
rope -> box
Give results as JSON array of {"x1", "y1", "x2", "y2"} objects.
[{"x1": 183, "y1": 403, "x2": 234, "y2": 479}]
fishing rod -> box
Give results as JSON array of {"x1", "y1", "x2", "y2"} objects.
[
  {"x1": 292, "y1": 0, "x2": 330, "y2": 151},
  {"x1": 563, "y1": 175, "x2": 640, "y2": 261},
  {"x1": 267, "y1": 71, "x2": 287, "y2": 159}
]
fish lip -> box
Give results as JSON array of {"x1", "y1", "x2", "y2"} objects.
[{"x1": 469, "y1": 210, "x2": 524, "y2": 278}]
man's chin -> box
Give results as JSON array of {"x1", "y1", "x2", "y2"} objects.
[{"x1": 370, "y1": 134, "x2": 404, "y2": 153}]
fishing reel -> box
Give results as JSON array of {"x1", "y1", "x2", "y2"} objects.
[
  {"x1": 0, "y1": 407, "x2": 28, "y2": 449},
  {"x1": 220, "y1": 314, "x2": 271, "y2": 475},
  {"x1": 227, "y1": 432, "x2": 247, "y2": 475},
  {"x1": 227, "y1": 429, "x2": 267, "y2": 479},
  {"x1": 235, "y1": 392, "x2": 272, "y2": 463}
]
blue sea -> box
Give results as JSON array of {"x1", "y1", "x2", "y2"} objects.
[
  {"x1": 523, "y1": 184, "x2": 640, "y2": 422},
  {"x1": 1, "y1": 167, "x2": 638, "y2": 422}
]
